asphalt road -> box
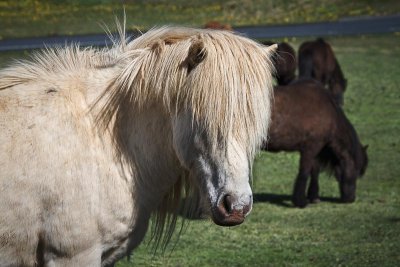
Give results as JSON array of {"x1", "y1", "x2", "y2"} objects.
[
  {"x1": 0, "y1": 14, "x2": 399, "y2": 51},
  {"x1": 235, "y1": 14, "x2": 400, "y2": 39}
]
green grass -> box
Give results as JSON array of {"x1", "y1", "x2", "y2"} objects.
[
  {"x1": 1, "y1": 0, "x2": 400, "y2": 39},
  {"x1": 0, "y1": 33, "x2": 399, "y2": 266},
  {"x1": 0, "y1": 50, "x2": 33, "y2": 69}
]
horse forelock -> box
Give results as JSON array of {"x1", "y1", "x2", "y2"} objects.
[
  {"x1": 184, "y1": 30, "x2": 275, "y2": 157},
  {"x1": 99, "y1": 27, "x2": 275, "y2": 157}
]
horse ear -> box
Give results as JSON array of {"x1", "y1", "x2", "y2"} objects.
[
  {"x1": 363, "y1": 145, "x2": 369, "y2": 151},
  {"x1": 264, "y1": 43, "x2": 278, "y2": 55},
  {"x1": 185, "y1": 39, "x2": 206, "y2": 73}
]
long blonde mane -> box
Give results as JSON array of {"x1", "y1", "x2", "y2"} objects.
[{"x1": 0, "y1": 26, "x2": 275, "y2": 252}]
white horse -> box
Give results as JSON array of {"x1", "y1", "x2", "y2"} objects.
[{"x1": 0, "y1": 26, "x2": 276, "y2": 266}]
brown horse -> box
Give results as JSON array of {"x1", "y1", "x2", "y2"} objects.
[
  {"x1": 204, "y1": 21, "x2": 232, "y2": 30},
  {"x1": 262, "y1": 79, "x2": 368, "y2": 208},
  {"x1": 263, "y1": 41, "x2": 296, "y2": 85},
  {"x1": 298, "y1": 38, "x2": 347, "y2": 106}
]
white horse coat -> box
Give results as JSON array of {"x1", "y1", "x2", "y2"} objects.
[{"x1": 0, "y1": 26, "x2": 276, "y2": 266}]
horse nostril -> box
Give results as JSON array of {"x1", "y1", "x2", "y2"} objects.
[
  {"x1": 217, "y1": 194, "x2": 232, "y2": 216},
  {"x1": 219, "y1": 194, "x2": 251, "y2": 216},
  {"x1": 223, "y1": 194, "x2": 233, "y2": 214}
]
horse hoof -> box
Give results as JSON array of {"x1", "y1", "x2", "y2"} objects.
[
  {"x1": 340, "y1": 197, "x2": 355, "y2": 203},
  {"x1": 292, "y1": 197, "x2": 308, "y2": 208},
  {"x1": 309, "y1": 198, "x2": 320, "y2": 204}
]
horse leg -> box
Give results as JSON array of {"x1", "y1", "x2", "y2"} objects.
[
  {"x1": 307, "y1": 161, "x2": 320, "y2": 203},
  {"x1": 46, "y1": 245, "x2": 101, "y2": 267},
  {"x1": 338, "y1": 160, "x2": 357, "y2": 203},
  {"x1": 292, "y1": 152, "x2": 314, "y2": 208},
  {"x1": 331, "y1": 144, "x2": 357, "y2": 203}
]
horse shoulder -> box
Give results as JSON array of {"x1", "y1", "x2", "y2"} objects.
[{"x1": 0, "y1": 79, "x2": 137, "y2": 263}]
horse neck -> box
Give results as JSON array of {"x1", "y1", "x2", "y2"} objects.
[
  {"x1": 113, "y1": 102, "x2": 183, "y2": 211},
  {"x1": 83, "y1": 67, "x2": 118, "y2": 106},
  {"x1": 86, "y1": 67, "x2": 183, "y2": 211}
]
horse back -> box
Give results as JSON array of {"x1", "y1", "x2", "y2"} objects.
[
  {"x1": 266, "y1": 79, "x2": 339, "y2": 151},
  {"x1": 298, "y1": 39, "x2": 336, "y2": 82}
]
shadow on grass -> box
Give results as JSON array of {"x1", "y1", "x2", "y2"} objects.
[
  {"x1": 253, "y1": 193, "x2": 342, "y2": 207},
  {"x1": 253, "y1": 193, "x2": 293, "y2": 207},
  {"x1": 177, "y1": 194, "x2": 343, "y2": 220},
  {"x1": 387, "y1": 217, "x2": 400, "y2": 223}
]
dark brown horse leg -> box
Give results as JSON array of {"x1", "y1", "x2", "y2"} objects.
[
  {"x1": 331, "y1": 145, "x2": 357, "y2": 203},
  {"x1": 307, "y1": 162, "x2": 320, "y2": 203},
  {"x1": 292, "y1": 152, "x2": 314, "y2": 208},
  {"x1": 338, "y1": 160, "x2": 357, "y2": 203}
]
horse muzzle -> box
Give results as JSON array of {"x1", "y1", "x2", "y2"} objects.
[{"x1": 211, "y1": 194, "x2": 252, "y2": 226}]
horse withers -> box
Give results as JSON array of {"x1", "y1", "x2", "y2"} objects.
[
  {"x1": 263, "y1": 79, "x2": 368, "y2": 208},
  {"x1": 298, "y1": 38, "x2": 347, "y2": 106},
  {"x1": 0, "y1": 26, "x2": 276, "y2": 266}
]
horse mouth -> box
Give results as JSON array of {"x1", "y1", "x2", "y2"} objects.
[
  {"x1": 210, "y1": 195, "x2": 251, "y2": 226},
  {"x1": 211, "y1": 209, "x2": 246, "y2": 226}
]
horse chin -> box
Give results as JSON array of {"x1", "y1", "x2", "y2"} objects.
[{"x1": 210, "y1": 209, "x2": 246, "y2": 226}]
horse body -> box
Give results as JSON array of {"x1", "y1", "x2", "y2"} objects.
[
  {"x1": 263, "y1": 79, "x2": 367, "y2": 207},
  {"x1": 0, "y1": 53, "x2": 142, "y2": 266},
  {"x1": 0, "y1": 27, "x2": 276, "y2": 266},
  {"x1": 298, "y1": 38, "x2": 347, "y2": 105},
  {"x1": 204, "y1": 21, "x2": 232, "y2": 30}
]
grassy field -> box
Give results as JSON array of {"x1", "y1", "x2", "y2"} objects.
[
  {"x1": 0, "y1": 33, "x2": 399, "y2": 267},
  {"x1": 1, "y1": 0, "x2": 400, "y2": 39}
]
